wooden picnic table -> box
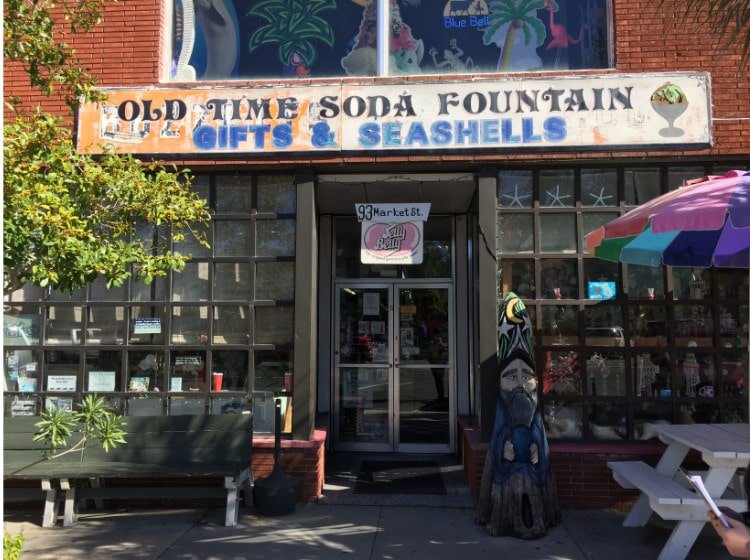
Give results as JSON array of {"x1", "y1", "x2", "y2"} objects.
[{"x1": 609, "y1": 423, "x2": 750, "y2": 560}]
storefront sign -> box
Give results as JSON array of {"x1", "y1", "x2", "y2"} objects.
[
  {"x1": 88, "y1": 371, "x2": 116, "y2": 392},
  {"x1": 10, "y1": 398, "x2": 36, "y2": 416},
  {"x1": 77, "y1": 73, "x2": 711, "y2": 155},
  {"x1": 175, "y1": 356, "x2": 203, "y2": 366},
  {"x1": 361, "y1": 221, "x2": 424, "y2": 265},
  {"x1": 47, "y1": 375, "x2": 77, "y2": 392},
  {"x1": 355, "y1": 203, "x2": 431, "y2": 222},
  {"x1": 133, "y1": 317, "x2": 161, "y2": 334},
  {"x1": 358, "y1": 203, "x2": 429, "y2": 265}
]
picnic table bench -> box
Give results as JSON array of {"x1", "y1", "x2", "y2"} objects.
[
  {"x1": 608, "y1": 423, "x2": 750, "y2": 560},
  {"x1": 3, "y1": 413, "x2": 254, "y2": 528}
]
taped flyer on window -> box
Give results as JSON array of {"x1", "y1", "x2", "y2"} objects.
[{"x1": 687, "y1": 473, "x2": 731, "y2": 528}]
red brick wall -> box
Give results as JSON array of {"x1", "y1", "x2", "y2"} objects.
[
  {"x1": 458, "y1": 417, "x2": 709, "y2": 510},
  {"x1": 4, "y1": 0, "x2": 163, "y2": 120},
  {"x1": 252, "y1": 429, "x2": 326, "y2": 503},
  {"x1": 5, "y1": 0, "x2": 749, "y2": 157}
]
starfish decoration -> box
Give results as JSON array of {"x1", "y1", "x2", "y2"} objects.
[
  {"x1": 554, "y1": 333, "x2": 568, "y2": 345},
  {"x1": 588, "y1": 187, "x2": 614, "y2": 206},
  {"x1": 590, "y1": 352, "x2": 607, "y2": 370},
  {"x1": 501, "y1": 185, "x2": 531, "y2": 207},
  {"x1": 545, "y1": 185, "x2": 572, "y2": 207}
]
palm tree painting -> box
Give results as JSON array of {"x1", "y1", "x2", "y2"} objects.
[
  {"x1": 482, "y1": 0, "x2": 546, "y2": 71},
  {"x1": 247, "y1": 0, "x2": 337, "y2": 77}
]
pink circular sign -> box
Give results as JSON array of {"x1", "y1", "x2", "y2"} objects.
[{"x1": 362, "y1": 222, "x2": 421, "y2": 261}]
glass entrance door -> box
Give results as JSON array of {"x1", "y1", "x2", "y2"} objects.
[{"x1": 334, "y1": 284, "x2": 453, "y2": 452}]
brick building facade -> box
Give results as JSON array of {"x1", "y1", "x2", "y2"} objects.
[{"x1": 5, "y1": 0, "x2": 749, "y2": 507}]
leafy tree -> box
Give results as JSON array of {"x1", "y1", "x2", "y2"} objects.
[
  {"x1": 3, "y1": 0, "x2": 210, "y2": 296},
  {"x1": 659, "y1": 0, "x2": 749, "y2": 62},
  {"x1": 3, "y1": 532, "x2": 24, "y2": 560}
]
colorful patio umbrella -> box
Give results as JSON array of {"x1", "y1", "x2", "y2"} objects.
[{"x1": 586, "y1": 170, "x2": 750, "y2": 268}]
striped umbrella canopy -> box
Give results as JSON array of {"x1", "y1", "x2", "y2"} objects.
[{"x1": 585, "y1": 170, "x2": 750, "y2": 268}]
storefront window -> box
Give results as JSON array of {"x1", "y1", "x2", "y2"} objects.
[
  {"x1": 212, "y1": 351, "x2": 249, "y2": 392},
  {"x1": 3, "y1": 173, "x2": 297, "y2": 433},
  {"x1": 131, "y1": 275, "x2": 166, "y2": 302},
  {"x1": 172, "y1": 262, "x2": 210, "y2": 301},
  {"x1": 539, "y1": 169, "x2": 575, "y2": 207},
  {"x1": 628, "y1": 304, "x2": 667, "y2": 346},
  {"x1": 169, "y1": 0, "x2": 613, "y2": 81},
  {"x1": 581, "y1": 212, "x2": 618, "y2": 253},
  {"x1": 171, "y1": 306, "x2": 210, "y2": 345},
  {"x1": 170, "y1": 350, "x2": 207, "y2": 392},
  {"x1": 624, "y1": 167, "x2": 661, "y2": 206},
  {"x1": 589, "y1": 402, "x2": 626, "y2": 438},
  {"x1": 498, "y1": 170, "x2": 533, "y2": 208},
  {"x1": 255, "y1": 262, "x2": 295, "y2": 300},
  {"x1": 258, "y1": 175, "x2": 296, "y2": 214},
  {"x1": 583, "y1": 258, "x2": 618, "y2": 300},
  {"x1": 255, "y1": 306, "x2": 294, "y2": 345},
  {"x1": 214, "y1": 263, "x2": 252, "y2": 301},
  {"x1": 85, "y1": 351, "x2": 123, "y2": 392},
  {"x1": 627, "y1": 264, "x2": 664, "y2": 300},
  {"x1": 668, "y1": 165, "x2": 707, "y2": 191},
  {"x1": 673, "y1": 267, "x2": 711, "y2": 300},
  {"x1": 500, "y1": 259, "x2": 535, "y2": 299},
  {"x1": 581, "y1": 168, "x2": 617, "y2": 207},
  {"x1": 128, "y1": 351, "x2": 165, "y2": 393},
  {"x1": 498, "y1": 214, "x2": 533, "y2": 253},
  {"x1": 498, "y1": 164, "x2": 749, "y2": 440},
  {"x1": 130, "y1": 306, "x2": 167, "y2": 345},
  {"x1": 540, "y1": 214, "x2": 577, "y2": 253},
  {"x1": 216, "y1": 175, "x2": 253, "y2": 214},
  {"x1": 215, "y1": 221, "x2": 253, "y2": 257},
  {"x1": 87, "y1": 307, "x2": 126, "y2": 345},
  {"x1": 257, "y1": 219, "x2": 295, "y2": 257},
  {"x1": 89, "y1": 276, "x2": 127, "y2": 302},
  {"x1": 543, "y1": 400, "x2": 582, "y2": 439},
  {"x1": 540, "y1": 258, "x2": 578, "y2": 299},
  {"x1": 213, "y1": 306, "x2": 250, "y2": 344},
  {"x1": 45, "y1": 306, "x2": 84, "y2": 345},
  {"x1": 674, "y1": 304, "x2": 714, "y2": 347},
  {"x1": 540, "y1": 304, "x2": 579, "y2": 345},
  {"x1": 4, "y1": 307, "x2": 40, "y2": 346}
]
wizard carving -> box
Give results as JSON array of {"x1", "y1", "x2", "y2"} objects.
[{"x1": 475, "y1": 292, "x2": 560, "y2": 538}]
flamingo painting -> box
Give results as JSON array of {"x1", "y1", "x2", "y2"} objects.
[{"x1": 543, "y1": 0, "x2": 586, "y2": 50}]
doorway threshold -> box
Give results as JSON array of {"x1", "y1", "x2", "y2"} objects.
[{"x1": 320, "y1": 452, "x2": 474, "y2": 507}]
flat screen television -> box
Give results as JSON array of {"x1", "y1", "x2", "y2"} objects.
[{"x1": 588, "y1": 281, "x2": 616, "y2": 300}]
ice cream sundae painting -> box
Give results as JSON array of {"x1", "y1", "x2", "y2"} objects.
[{"x1": 650, "y1": 82, "x2": 688, "y2": 137}]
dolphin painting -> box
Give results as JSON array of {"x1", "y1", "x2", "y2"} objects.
[{"x1": 194, "y1": 0, "x2": 239, "y2": 79}]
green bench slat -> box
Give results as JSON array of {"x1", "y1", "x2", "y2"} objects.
[
  {"x1": 14, "y1": 462, "x2": 249, "y2": 479},
  {"x1": 4, "y1": 413, "x2": 254, "y2": 528},
  {"x1": 76, "y1": 486, "x2": 229, "y2": 501},
  {"x1": 4, "y1": 414, "x2": 253, "y2": 481}
]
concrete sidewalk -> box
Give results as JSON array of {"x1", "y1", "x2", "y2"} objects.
[{"x1": 3, "y1": 503, "x2": 730, "y2": 560}]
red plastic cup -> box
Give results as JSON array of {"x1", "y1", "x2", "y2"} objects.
[{"x1": 212, "y1": 372, "x2": 223, "y2": 392}]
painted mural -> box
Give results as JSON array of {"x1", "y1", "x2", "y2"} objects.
[{"x1": 171, "y1": 0, "x2": 610, "y2": 80}]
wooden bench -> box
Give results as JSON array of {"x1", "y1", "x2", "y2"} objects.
[
  {"x1": 608, "y1": 460, "x2": 746, "y2": 525},
  {"x1": 4, "y1": 414, "x2": 253, "y2": 527}
]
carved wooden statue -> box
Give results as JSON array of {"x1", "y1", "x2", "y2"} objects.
[{"x1": 475, "y1": 292, "x2": 561, "y2": 538}]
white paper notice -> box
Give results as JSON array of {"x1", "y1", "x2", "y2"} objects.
[
  {"x1": 363, "y1": 293, "x2": 380, "y2": 316},
  {"x1": 688, "y1": 475, "x2": 731, "y2": 528}
]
